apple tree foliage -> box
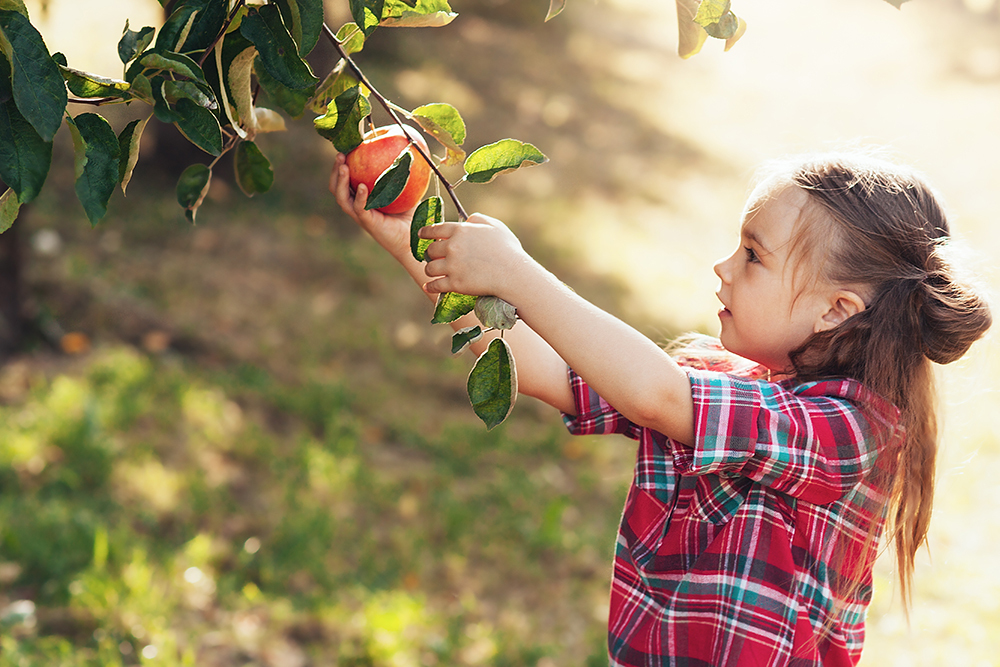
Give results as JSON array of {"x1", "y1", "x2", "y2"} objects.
[{"x1": 0, "y1": 0, "x2": 911, "y2": 428}]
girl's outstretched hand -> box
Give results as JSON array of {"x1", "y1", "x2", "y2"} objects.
[
  {"x1": 329, "y1": 153, "x2": 413, "y2": 262},
  {"x1": 420, "y1": 214, "x2": 528, "y2": 300}
]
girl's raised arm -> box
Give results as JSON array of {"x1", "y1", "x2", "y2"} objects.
[
  {"x1": 420, "y1": 216, "x2": 696, "y2": 445},
  {"x1": 329, "y1": 156, "x2": 576, "y2": 415}
]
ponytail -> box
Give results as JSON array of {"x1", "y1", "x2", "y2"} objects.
[{"x1": 784, "y1": 155, "x2": 992, "y2": 609}]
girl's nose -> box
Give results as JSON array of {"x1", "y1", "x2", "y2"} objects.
[{"x1": 714, "y1": 254, "x2": 731, "y2": 283}]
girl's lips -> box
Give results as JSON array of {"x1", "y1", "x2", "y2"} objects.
[{"x1": 718, "y1": 307, "x2": 731, "y2": 318}]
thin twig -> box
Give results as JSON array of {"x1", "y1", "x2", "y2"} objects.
[
  {"x1": 209, "y1": 133, "x2": 241, "y2": 169},
  {"x1": 68, "y1": 96, "x2": 123, "y2": 107},
  {"x1": 198, "y1": 0, "x2": 248, "y2": 67},
  {"x1": 321, "y1": 22, "x2": 469, "y2": 221}
]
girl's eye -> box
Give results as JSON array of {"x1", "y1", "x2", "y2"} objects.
[{"x1": 744, "y1": 246, "x2": 759, "y2": 264}]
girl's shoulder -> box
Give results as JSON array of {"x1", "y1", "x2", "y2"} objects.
[
  {"x1": 668, "y1": 333, "x2": 768, "y2": 378},
  {"x1": 671, "y1": 334, "x2": 899, "y2": 421},
  {"x1": 782, "y1": 375, "x2": 902, "y2": 432}
]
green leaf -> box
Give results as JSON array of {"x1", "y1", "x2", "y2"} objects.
[
  {"x1": 410, "y1": 195, "x2": 442, "y2": 261},
  {"x1": 704, "y1": 11, "x2": 738, "y2": 40},
  {"x1": 174, "y1": 97, "x2": 223, "y2": 156},
  {"x1": 176, "y1": 163, "x2": 211, "y2": 222},
  {"x1": 350, "y1": 0, "x2": 383, "y2": 37},
  {"x1": 363, "y1": 141, "x2": 419, "y2": 210},
  {"x1": 365, "y1": 151, "x2": 411, "y2": 211},
  {"x1": 66, "y1": 113, "x2": 121, "y2": 226},
  {"x1": 883, "y1": 0, "x2": 910, "y2": 7},
  {"x1": 234, "y1": 140, "x2": 274, "y2": 196},
  {"x1": 274, "y1": 0, "x2": 324, "y2": 56},
  {"x1": 255, "y1": 61, "x2": 313, "y2": 118},
  {"x1": 65, "y1": 110, "x2": 87, "y2": 179},
  {"x1": 308, "y1": 59, "x2": 364, "y2": 115},
  {"x1": 0, "y1": 9, "x2": 68, "y2": 142},
  {"x1": 135, "y1": 50, "x2": 206, "y2": 83},
  {"x1": 151, "y1": 77, "x2": 184, "y2": 122},
  {"x1": 60, "y1": 65, "x2": 131, "y2": 99},
  {"x1": 0, "y1": 49, "x2": 9, "y2": 101},
  {"x1": 162, "y1": 79, "x2": 217, "y2": 109},
  {"x1": 336, "y1": 22, "x2": 365, "y2": 55},
  {"x1": 432, "y1": 292, "x2": 476, "y2": 324},
  {"x1": 226, "y1": 4, "x2": 249, "y2": 33},
  {"x1": 240, "y1": 4, "x2": 319, "y2": 91},
  {"x1": 0, "y1": 1, "x2": 27, "y2": 19},
  {"x1": 693, "y1": 0, "x2": 729, "y2": 27},
  {"x1": 117, "y1": 115, "x2": 149, "y2": 195},
  {"x1": 474, "y1": 296, "x2": 517, "y2": 331},
  {"x1": 451, "y1": 326, "x2": 482, "y2": 354},
  {"x1": 411, "y1": 102, "x2": 465, "y2": 165},
  {"x1": 313, "y1": 84, "x2": 371, "y2": 153},
  {"x1": 381, "y1": 0, "x2": 457, "y2": 28},
  {"x1": 463, "y1": 139, "x2": 548, "y2": 184},
  {"x1": 545, "y1": 0, "x2": 566, "y2": 21},
  {"x1": 204, "y1": 30, "x2": 254, "y2": 137},
  {"x1": 0, "y1": 186, "x2": 21, "y2": 233},
  {"x1": 118, "y1": 22, "x2": 155, "y2": 65},
  {"x1": 156, "y1": 0, "x2": 228, "y2": 53},
  {"x1": 467, "y1": 337, "x2": 517, "y2": 430},
  {"x1": 129, "y1": 73, "x2": 153, "y2": 103},
  {"x1": 156, "y1": 3, "x2": 197, "y2": 51},
  {"x1": 0, "y1": 94, "x2": 51, "y2": 203}
]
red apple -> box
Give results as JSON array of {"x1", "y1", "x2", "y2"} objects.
[{"x1": 345, "y1": 124, "x2": 432, "y2": 215}]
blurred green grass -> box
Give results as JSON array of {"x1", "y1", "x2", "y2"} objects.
[{"x1": 1, "y1": 88, "x2": 632, "y2": 663}]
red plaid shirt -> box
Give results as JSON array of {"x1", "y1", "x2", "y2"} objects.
[{"x1": 563, "y1": 363, "x2": 902, "y2": 667}]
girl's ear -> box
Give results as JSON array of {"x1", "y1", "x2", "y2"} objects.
[{"x1": 815, "y1": 290, "x2": 866, "y2": 332}]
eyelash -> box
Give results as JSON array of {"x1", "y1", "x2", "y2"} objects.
[{"x1": 744, "y1": 246, "x2": 759, "y2": 264}]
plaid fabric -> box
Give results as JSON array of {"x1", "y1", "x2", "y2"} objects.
[{"x1": 563, "y1": 365, "x2": 902, "y2": 667}]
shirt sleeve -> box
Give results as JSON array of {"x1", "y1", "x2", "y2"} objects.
[
  {"x1": 674, "y1": 368, "x2": 898, "y2": 505},
  {"x1": 561, "y1": 368, "x2": 643, "y2": 440}
]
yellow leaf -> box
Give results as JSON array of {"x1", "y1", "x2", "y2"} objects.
[
  {"x1": 724, "y1": 16, "x2": 747, "y2": 52},
  {"x1": 229, "y1": 46, "x2": 258, "y2": 136},
  {"x1": 253, "y1": 107, "x2": 286, "y2": 133},
  {"x1": 676, "y1": 0, "x2": 708, "y2": 59}
]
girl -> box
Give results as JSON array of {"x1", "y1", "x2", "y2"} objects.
[{"x1": 330, "y1": 151, "x2": 992, "y2": 666}]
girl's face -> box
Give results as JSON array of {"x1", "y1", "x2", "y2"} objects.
[{"x1": 713, "y1": 184, "x2": 841, "y2": 372}]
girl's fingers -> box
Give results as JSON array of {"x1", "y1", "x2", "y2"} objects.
[
  {"x1": 329, "y1": 154, "x2": 345, "y2": 194},
  {"x1": 423, "y1": 256, "x2": 447, "y2": 278},
  {"x1": 330, "y1": 170, "x2": 342, "y2": 200},
  {"x1": 331, "y1": 159, "x2": 359, "y2": 218},
  {"x1": 422, "y1": 238, "x2": 446, "y2": 261},
  {"x1": 418, "y1": 222, "x2": 458, "y2": 240},
  {"x1": 422, "y1": 276, "x2": 449, "y2": 294},
  {"x1": 352, "y1": 183, "x2": 373, "y2": 220}
]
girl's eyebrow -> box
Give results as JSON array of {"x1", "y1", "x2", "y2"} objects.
[{"x1": 742, "y1": 228, "x2": 772, "y2": 255}]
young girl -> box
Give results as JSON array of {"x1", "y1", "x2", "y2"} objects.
[{"x1": 330, "y1": 151, "x2": 992, "y2": 666}]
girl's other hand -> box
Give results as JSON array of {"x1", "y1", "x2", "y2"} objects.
[
  {"x1": 420, "y1": 214, "x2": 528, "y2": 300},
  {"x1": 329, "y1": 153, "x2": 414, "y2": 262}
]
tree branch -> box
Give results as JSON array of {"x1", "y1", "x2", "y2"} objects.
[{"x1": 321, "y1": 22, "x2": 469, "y2": 221}]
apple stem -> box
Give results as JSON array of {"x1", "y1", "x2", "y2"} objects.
[{"x1": 322, "y1": 23, "x2": 470, "y2": 222}]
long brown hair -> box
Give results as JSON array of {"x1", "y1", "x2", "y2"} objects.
[{"x1": 773, "y1": 153, "x2": 993, "y2": 609}]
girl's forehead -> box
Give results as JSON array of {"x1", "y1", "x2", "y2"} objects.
[{"x1": 741, "y1": 184, "x2": 811, "y2": 243}]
